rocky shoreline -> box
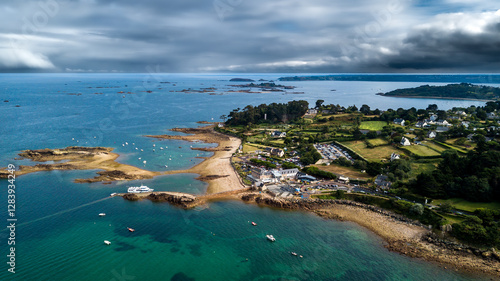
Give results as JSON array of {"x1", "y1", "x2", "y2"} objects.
[
  {"x1": 238, "y1": 193, "x2": 500, "y2": 277},
  {"x1": 0, "y1": 146, "x2": 159, "y2": 182}
]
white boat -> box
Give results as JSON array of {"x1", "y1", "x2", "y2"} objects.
[
  {"x1": 127, "y1": 185, "x2": 154, "y2": 193},
  {"x1": 266, "y1": 235, "x2": 276, "y2": 242},
  {"x1": 291, "y1": 252, "x2": 297, "y2": 256},
  {"x1": 104, "y1": 240, "x2": 111, "y2": 245},
  {"x1": 110, "y1": 193, "x2": 117, "y2": 197},
  {"x1": 99, "y1": 213, "x2": 106, "y2": 217}
]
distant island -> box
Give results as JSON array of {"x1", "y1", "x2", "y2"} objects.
[
  {"x1": 229, "y1": 78, "x2": 255, "y2": 82},
  {"x1": 278, "y1": 74, "x2": 500, "y2": 83},
  {"x1": 378, "y1": 83, "x2": 500, "y2": 101}
]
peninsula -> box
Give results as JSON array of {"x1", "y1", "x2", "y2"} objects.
[{"x1": 378, "y1": 83, "x2": 500, "y2": 101}]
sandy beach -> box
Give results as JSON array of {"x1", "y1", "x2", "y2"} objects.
[{"x1": 146, "y1": 125, "x2": 246, "y2": 194}]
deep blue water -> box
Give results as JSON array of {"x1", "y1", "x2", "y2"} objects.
[{"x1": 0, "y1": 73, "x2": 493, "y2": 280}]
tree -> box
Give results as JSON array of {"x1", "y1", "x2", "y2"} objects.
[
  {"x1": 315, "y1": 99, "x2": 325, "y2": 109},
  {"x1": 409, "y1": 203, "x2": 424, "y2": 216},
  {"x1": 426, "y1": 104, "x2": 438, "y2": 112},
  {"x1": 360, "y1": 104, "x2": 371, "y2": 115},
  {"x1": 438, "y1": 202, "x2": 453, "y2": 213}
]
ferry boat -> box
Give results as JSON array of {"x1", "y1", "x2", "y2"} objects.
[
  {"x1": 266, "y1": 235, "x2": 276, "y2": 242},
  {"x1": 127, "y1": 185, "x2": 154, "y2": 193}
]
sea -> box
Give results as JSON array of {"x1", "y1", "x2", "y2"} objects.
[{"x1": 0, "y1": 73, "x2": 497, "y2": 281}]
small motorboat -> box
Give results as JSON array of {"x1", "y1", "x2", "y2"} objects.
[
  {"x1": 127, "y1": 227, "x2": 135, "y2": 232},
  {"x1": 291, "y1": 252, "x2": 297, "y2": 256},
  {"x1": 104, "y1": 240, "x2": 111, "y2": 245},
  {"x1": 110, "y1": 193, "x2": 117, "y2": 197},
  {"x1": 99, "y1": 213, "x2": 106, "y2": 217},
  {"x1": 266, "y1": 235, "x2": 276, "y2": 242},
  {"x1": 251, "y1": 222, "x2": 257, "y2": 226},
  {"x1": 299, "y1": 255, "x2": 303, "y2": 258}
]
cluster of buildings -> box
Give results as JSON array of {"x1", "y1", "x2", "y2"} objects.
[{"x1": 248, "y1": 167, "x2": 303, "y2": 184}]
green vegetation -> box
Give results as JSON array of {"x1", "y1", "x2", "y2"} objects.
[
  {"x1": 432, "y1": 198, "x2": 500, "y2": 213},
  {"x1": 342, "y1": 141, "x2": 399, "y2": 161},
  {"x1": 312, "y1": 164, "x2": 370, "y2": 180},
  {"x1": 359, "y1": 121, "x2": 387, "y2": 131},
  {"x1": 249, "y1": 158, "x2": 276, "y2": 169},
  {"x1": 410, "y1": 147, "x2": 500, "y2": 202},
  {"x1": 403, "y1": 145, "x2": 441, "y2": 157},
  {"x1": 366, "y1": 138, "x2": 388, "y2": 147},
  {"x1": 382, "y1": 83, "x2": 500, "y2": 100},
  {"x1": 302, "y1": 166, "x2": 337, "y2": 180},
  {"x1": 451, "y1": 209, "x2": 500, "y2": 247},
  {"x1": 226, "y1": 100, "x2": 309, "y2": 125}
]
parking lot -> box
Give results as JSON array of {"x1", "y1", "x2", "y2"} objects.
[{"x1": 314, "y1": 143, "x2": 354, "y2": 162}]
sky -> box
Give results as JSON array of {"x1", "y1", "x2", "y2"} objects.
[{"x1": 1, "y1": 0, "x2": 500, "y2": 73}]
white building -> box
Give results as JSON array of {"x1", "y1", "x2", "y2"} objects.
[{"x1": 400, "y1": 137, "x2": 411, "y2": 146}]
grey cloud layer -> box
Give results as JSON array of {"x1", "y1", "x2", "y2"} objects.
[{"x1": 1, "y1": 0, "x2": 499, "y2": 72}]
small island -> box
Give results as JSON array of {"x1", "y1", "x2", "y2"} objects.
[
  {"x1": 378, "y1": 83, "x2": 500, "y2": 101},
  {"x1": 229, "y1": 78, "x2": 255, "y2": 82}
]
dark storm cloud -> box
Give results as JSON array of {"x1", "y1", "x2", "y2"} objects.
[{"x1": 0, "y1": 0, "x2": 499, "y2": 72}]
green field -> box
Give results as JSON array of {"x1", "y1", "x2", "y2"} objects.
[
  {"x1": 439, "y1": 213, "x2": 466, "y2": 224},
  {"x1": 409, "y1": 161, "x2": 438, "y2": 178},
  {"x1": 404, "y1": 144, "x2": 441, "y2": 157},
  {"x1": 342, "y1": 141, "x2": 400, "y2": 161},
  {"x1": 359, "y1": 121, "x2": 387, "y2": 131},
  {"x1": 424, "y1": 142, "x2": 448, "y2": 153},
  {"x1": 432, "y1": 198, "x2": 500, "y2": 212},
  {"x1": 313, "y1": 163, "x2": 371, "y2": 180},
  {"x1": 366, "y1": 138, "x2": 388, "y2": 146}
]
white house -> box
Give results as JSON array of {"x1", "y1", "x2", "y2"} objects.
[
  {"x1": 415, "y1": 121, "x2": 428, "y2": 128},
  {"x1": 427, "y1": 131, "x2": 437, "y2": 138},
  {"x1": 390, "y1": 153, "x2": 400, "y2": 161},
  {"x1": 270, "y1": 148, "x2": 284, "y2": 157},
  {"x1": 436, "y1": 120, "x2": 451, "y2": 126},
  {"x1": 307, "y1": 108, "x2": 318, "y2": 115},
  {"x1": 487, "y1": 112, "x2": 499, "y2": 119},
  {"x1": 400, "y1": 137, "x2": 411, "y2": 146},
  {"x1": 393, "y1": 118, "x2": 405, "y2": 126},
  {"x1": 338, "y1": 176, "x2": 349, "y2": 183},
  {"x1": 271, "y1": 131, "x2": 286, "y2": 138}
]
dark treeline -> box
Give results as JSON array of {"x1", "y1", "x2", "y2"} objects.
[
  {"x1": 382, "y1": 83, "x2": 500, "y2": 100},
  {"x1": 409, "y1": 143, "x2": 500, "y2": 202},
  {"x1": 226, "y1": 100, "x2": 309, "y2": 126}
]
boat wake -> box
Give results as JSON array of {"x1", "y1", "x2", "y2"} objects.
[{"x1": 1, "y1": 196, "x2": 113, "y2": 231}]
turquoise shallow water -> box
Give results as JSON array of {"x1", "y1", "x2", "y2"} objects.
[{"x1": 0, "y1": 73, "x2": 495, "y2": 280}]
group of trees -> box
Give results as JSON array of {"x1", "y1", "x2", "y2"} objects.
[
  {"x1": 451, "y1": 209, "x2": 500, "y2": 247},
  {"x1": 410, "y1": 147, "x2": 500, "y2": 202},
  {"x1": 226, "y1": 100, "x2": 309, "y2": 126},
  {"x1": 302, "y1": 166, "x2": 337, "y2": 180},
  {"x1": 249, "y1": 158, "x2": 276, "y2": 169},
  {"x1": 297, "y1": 143, "x2": 322, "y2": 165}
]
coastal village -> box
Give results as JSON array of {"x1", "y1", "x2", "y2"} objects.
[{"x1": 221, "y1": 101, "x2": 500, "y2": 203}]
